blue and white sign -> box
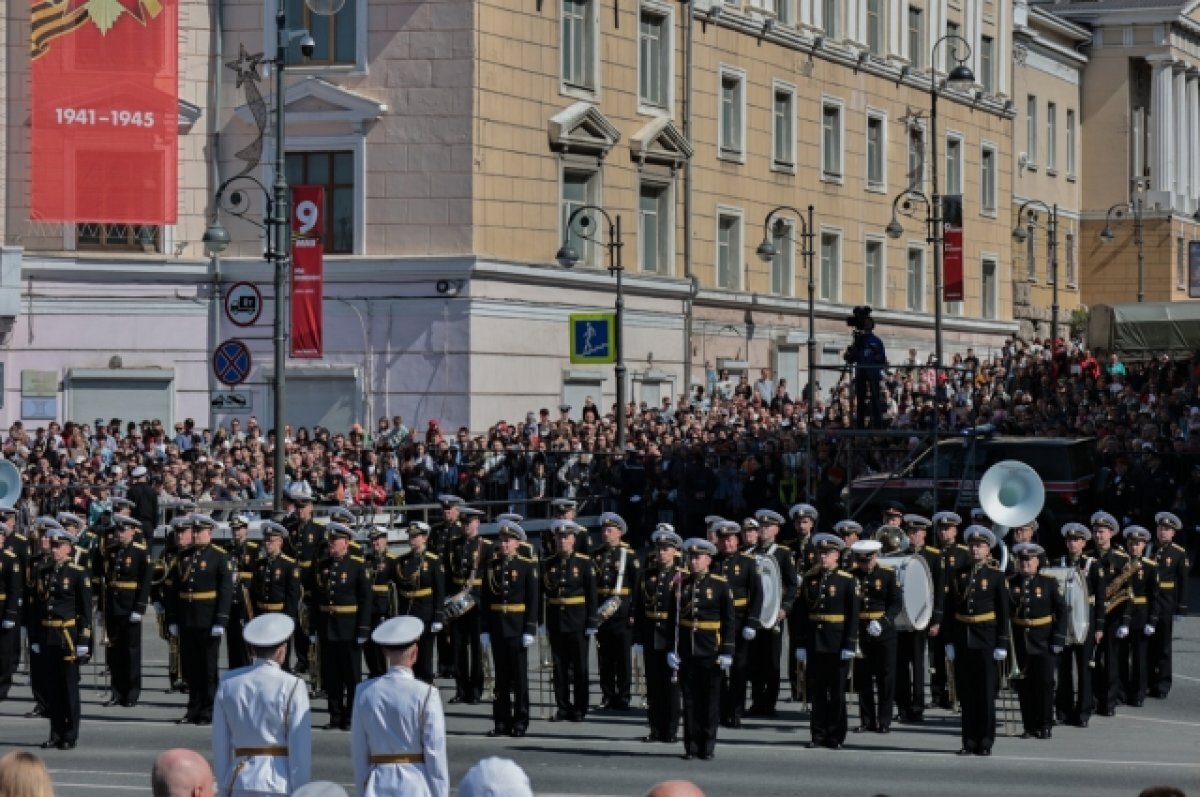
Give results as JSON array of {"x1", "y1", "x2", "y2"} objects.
[
  {"x1": 212, "y1": 339, "x2": 252, "y2": 387},
  {"x1": 569, "y1": 313, "x2": 616, "y2": 365}
]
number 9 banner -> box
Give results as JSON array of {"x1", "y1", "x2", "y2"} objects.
[{"x1": 291, "y1": 186, "x2": 325, "y2": 359}]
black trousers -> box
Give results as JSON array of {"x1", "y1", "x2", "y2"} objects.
[
  {"x1": 29, "y1": 633, "x2": 49, "y2": 710},
  {"x1": 929, "y1": 634, "x2": 950, "y2": 706},
  {"x1": 954, "y1": 647, "x2": 997, "y2": 753},
  {"x1": 895, "y1": 630, "x2": 928, "y2": 717},
  {"x1": 0, "y1": 624, "x2": 18, "y2": 701},
  {"x1": 1119, "y1": 629, "x2": 1150, "y2": 704},
  {"x1": 294, "y1": 613, "x2": 312, "y2": 671},
  {"x1": 855, "y1": 635, "x2": 896, "y2": 730},
  {"x1": 1148, "y1": 613, "x2": 1175, "y2": 696},
  {"x1": 107, "y1": 616, "x2": 143, "y2": 704},
  {"x1": 320, "y1": 638, "x2": 362, "y2": 726},
  {"x1": 596, "y1": 620, "x2": 632, "y2": 706},
  {"x1": 227, "y1": 602, "x2": 250, "y2": 671},
  {"x1": 491, "y1": 635, "x2": 529, "y2": 732},
  {"x1": 808, "y1": 653, "x2": 849, "y2": 747},
  {"x1": 413, "y1": 631, "x2": 436, "y2": 684},
  {"x1": 720, "y1": 631, "x2": 751, "y2": 723},
  {"x1": 748, "y1": 627, "x2": 784, "y2": 713},
  {"x1": 42, "y1": 648, "x2": 81, "y2": 744},
  {"x1": 1094, "y1": 621, "x2": 1121, "y2": 713},
  {"x1": 1014, "y1": 649, "x2": 1055, "y2": 734},
  {"x1": 549, "y1": 630, "x2": 589, "y2": 717},
  {"x1": 645, "y1": 647, "x2": 680, "y2": 740},
  {"x1": 1055, "y1": 639, "x2": 1095, "y2": 724},
  {"x1": 681, "y1": 655, "x2": 721, "y2": 757},
  {"x1": 179, "y1": 628, "x2": 220, "y2": 722},
  {"x1": 451, "y1": 612, "x2": 484, "y2": 701},
  {"x1": 437, "y1": 625, "x2": 454, "y2": 676},
  {"x1": 364, "y1": 637, "x2": 386, "y2": 680}
]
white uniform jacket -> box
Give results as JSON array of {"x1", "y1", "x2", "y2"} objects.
[
  {"x1": 351, "y1": 665, "x2": 449, "y2": 797},
  {"x1": 213, "y1": 659, "x2": 312, "y2": 796}
]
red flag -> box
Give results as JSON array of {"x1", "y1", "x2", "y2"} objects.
[
  {"x1": 290, "y1": 186, "x2": 325, "y2": 359},
  {"x1": 942, "y1": 195, "x2": 964, "y2": 303}
]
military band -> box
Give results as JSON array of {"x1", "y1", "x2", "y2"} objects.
[
  {"x1": 1007, "y1": 542, "x2": 1066, "y2": 739},
  {"x1": 746, "y1": 509, "x2": 796, "y2": 719},
  {"x1": 447, "y1": 507, "x2": 487, "y2": 705},
  {"x1": 632, "y1": 526, "x2": 683, "y2": 743},
  {"x1": 896, "y1": 513, "x2": 937, "y2": 722},
  {"x1": 929, "y1": 511, "x2": 969, "y2": 711},
  {"x1": 1090, "y1": 511, "x2": 1131, "y2": 717},
  {"x1": 0, "y1": 518, "x2": 20, "y2": 703},
  {"x1": 363, "y1": 526, "x2": 401, "y2": 679},
  {"x1": 850, "y1": 539, "x2": 900, "y2": 734},
  {"x1": 1054, "y1": 522, "x2": 1104, "y2": 728},
  {"x1": 481, "y1": 521, "x2": 539, "y2": 738},
  {"x1": 226, "y1": 515, "x2": 260, "y2": 671},
  {"x1": 592, "y1": 513, "x2": 639, "y2": 711},
  {"x1": 100, "y1": 516, "x2": 152, "y2": 707},
  {"x1": 541, "y1": 519, "x2": 597, "y2": 722},
  {"x1": 392, "y1": 521, "x2": 445, "y2": 684},
  {"x1": 1149, "y1": 511, "x2": 1189, "y2": 698},
  {"x1": 712, "y1": 520, "x2": 762, "y2": 728}
]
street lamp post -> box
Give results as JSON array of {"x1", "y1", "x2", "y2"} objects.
[
  {"x1": 555, "y1": 206, "x2": 627, "y2": 453},
  {"x1": 755, "y1": 205, "x2": 816, "y2": 498},
  {"x1": 1012, "y1": 200, "x2": 1059, "y2": 343},
  {"x1": 1100, "y1": 178, "x2": 1149, "y2": 303}
]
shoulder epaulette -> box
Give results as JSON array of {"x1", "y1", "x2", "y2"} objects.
[
  {"x1": 281, "y1": 554, "x2": 296, "y2": 564},
  {"x1": 837, "y1": 569, "x2": 854, "y2": 578},
  {"x1": 709, "y1": 574, "x2": 728, "y2": 583},
  {"x1": 211, "y1": 544, "x2": 227, "y2": 554},
  {"x1": 574, "y1": 552, "x2": 591, "y2": 561},
  {"x1": 2, "y1": 549, "x2": 14, "y2": 558},
  {"x1": 1114, "y1": 549, "x2": 1131, "y2": 559},
  {"x1": 424, "y1": 551, "x2": 439, "y2": 561},
  {"x1": 1169, "y1": 542, "x2": 1186, "y2": 551},
  {"x1": 350, "y1": 555, "x2": 365, "y2": 563},
  {"x1": 133, "y1": 542, "x2": 147, "y2": 550},
  {"x1": 69, "y1": 563, "x2": 86, "y2": 572},
  {"x1": 517, "y1": 555, "x2": 536, "y2": 564},
  {"x1": 926, "y1": 545, "x2": 941, "y2": 554},
  {"x1": 879, "y1": 564, "x2": 895, "y2": 572},
  {"x1": 247, "y1": 540, "x2": 261, "y2": 548},
  {"x1": 621, "y1": 542, "x2": 634, "y2": 550},
  {"x1": 1143, "y1": 557, "x2": 1156, "y2": 566},
  {"x1": 954, "y1": 543, "x2": 969, "y2": 550},
  {"x1": 384, "y1": 551, "x2": 400, "y2": 560},
  {"x1": 15, "y1": 532, "x2": 27, "y2": 540},
  {"x1": 775, "y1": 543, "x2": 793, "y2": 552}
]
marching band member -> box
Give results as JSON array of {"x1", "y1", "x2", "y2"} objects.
[
  {"x1": 897, "y1": 514, "x2": 937, "y2": 723},
  {"x1": 928, "y1": 511, "x2": 968, "y2": 710},
  {"x1": 541, "y1": 519, "x2": 597, "y2": 722},
  {"x1": 787, "y1": 503, "x2": 819, "y2": 701},
  {"x1": 850, "y1": 539, "x2": 900, "y2": 734},
  {"x1": 1002, "y1": 520, "x2": 1043, "y2": 577},
  {"x1": 1149, "y1": 511, "x2": 1189, "y2": 698},
  {"x1": 22, "y1": 518, "x2": 59, "y2": 719},
  {"x1": 747, "y1": 509, "x2": 797, "y2": 719},
  {"x1": 942, "y1": 525, "x2": 1009, "y2": 756},
  {"x1": 251, "y1": 523, "x2": 303, "y2": 671},
  {"x1": 712, "y1": 520, "x2": 762, "y2": 729},
  {"x1": 447, "y1": 507, "x2": 487, "y2": 705},
  {"x1": 285, "y1": 486, "x2": 324, "y2": 676},
  {"x1": 394, "y1": 521, "x2": 445, "y2": 685},
  {"x1": 1118, "y1": 525, "x2": 1160, "y2": 708},
  {"x1": 1089, "y1": 511, "x2": 1130, "y2": 717},
  {"x1": 793, "y1": 532, "x2": 858, "y2": 750},
  {"x1": 482, "y1": 521, "x2": 539, "y2": 738},
  {"x1": 432, "y1": 495, "x2": 466, "y2": 678},
  {"x1": 592, "y1": 513, "x2": 639, "y2": 711},
  {"x1": 34, "y1": 527, "x2": 93, "y2": 750},
  {"x1": 1054, "y1": 522, "x2": 1104, "y2": 728},
  {"x1": 363, "y1": 527, "x2": 401, "y2": 680},
  {"x1": 227, "y1": 516, "x2": 260, "y2": 671},
  {"x1": 101, "y1": 515, "x2": 151, "y2": 708},
  {"x1": 1007, "y1": 542, "x2": 1066, "y2": 739},
  {"x1": 633, "y1": 525, "x2": 683, "y2": 743},
  {"x1": 0, "y1": 518, "x2": 22, "y2": 703},
  {"x1": 832, "y1": 520, "x2": 863, "y2": 570}
]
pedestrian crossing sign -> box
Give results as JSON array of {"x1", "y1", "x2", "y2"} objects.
[{"x1": 569, "y1": 313, "x2": 616, "y2": 364}]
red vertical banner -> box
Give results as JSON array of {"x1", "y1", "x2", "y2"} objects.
[
  {"x1": 291, "y1": 186, "x2": 325, "y2": 359},
  {"x1": 942, "y1": 195, "x2": 964, "y2": 302},
  {"x1": 30, "y1": 0, "x2": 179, "y2": 223}
]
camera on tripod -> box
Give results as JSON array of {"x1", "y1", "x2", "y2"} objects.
[{"x1": 846, "y1": 305, "x2": 875, "y2": 334}]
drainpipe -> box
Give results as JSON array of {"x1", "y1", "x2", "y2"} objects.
[{"x1": 681, "y1": 0, "x2": 695, "y2": 399}]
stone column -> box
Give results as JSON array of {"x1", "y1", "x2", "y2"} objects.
[
  {"x1": 1147, "y1": 53, "x2": 1176, "y2": 202},
  {"x1": 1175, "y1": 62, "x2": 1189, "y2": 209},
  {"x1": 1189, "y1": 69, "x2": 1200, "y2": 212}
]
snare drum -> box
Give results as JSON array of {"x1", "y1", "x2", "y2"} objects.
[
  {"x1": 878, "y1": 555, "x2": 935, "y2": 631},
  {"x1": 1042, "y1": 566, "x2": 1090, "y2": 645}
]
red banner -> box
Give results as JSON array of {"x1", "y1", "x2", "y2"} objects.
[
  {"x1": 290, "y1": 186, "x2": 325, "y2": 359},
  {"x1": 942, "y1": 195, "x2": 964, "y2": 302},
  {"x1": 31, "y1": 0, "x2": 179, "y2": 224}
]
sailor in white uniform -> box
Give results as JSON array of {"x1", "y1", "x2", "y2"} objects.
[
  {"x1": 351, "y1": 615, "x2": 449, "y2": 797},
  {"x1": 213, "y1": 612, "x2": 312, "y2": 796}
]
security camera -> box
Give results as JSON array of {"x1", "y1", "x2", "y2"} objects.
[{"x1": 300, "y1": 34, "x2": 316, "y2": 58}]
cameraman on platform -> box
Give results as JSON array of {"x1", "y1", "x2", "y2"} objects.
[{"x1": 843, "y1": 306, "x2": 887, "y2": 430}]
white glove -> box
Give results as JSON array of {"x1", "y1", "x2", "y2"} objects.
[
  {"x1": 538, "y1": 625, "x2": 547, "y2": 637},
  {"x1": 431, "y1": 622, "x2": 443, "y2": 634},
  {"x1": 794, "y1": 648, "x2": 807, "y2": 662},
  {"x1": 867, "y1": 620, "x2": 882, "y2": 637},
  {"x1": 1, "y1": 620, "x2": 15, "y2": 629},
  {"x1": 945, "y1": 643, "x2": 956, "y2": 662},
  {"x1": 667, "y1": 651, "x2": 681, "y2": 669},
  {"x1": 211, "y1": 625, "x2": 224, "y2": 637},
  {"x1": 75, "y1": 646, "x2": 89, "y2": 658},
  {"x1": 584, "y1": 627, "x2": 597, "y2": 637},
  {"x1": 1116, "y1": 625, "x2": 1129, "y2": 639},
  {"x1": 31, "y1": 643, "x2": 40, "y2": 654},
  {"x1": 632, "y1": 643, "x2": 644, "y2": 655},
  {"x1": 521, "y1": 633, "x2": 534, "y2": 648},
  {"x1": 742, "y1": 626, "x2": 757, "y2": 641},
  {"x1": 309, "y1": 634, "x2": 318, "y2": 645},
  {"x1": 152, "y1": 602, "x2": 164, "y2": 614},
  {"x1": 1052, "y1": 645, "x2": 1063, "y2": 655},
  {"x1": 1144, "y1": 624, "x2": 1155, "y2": 636},
  {"x1": 840, "y1": 649, "x2": 855, "y2": 661},
  {"x1": 129, "y1": 612, "x2": 142, "y2": 624},
  {"x1": 993, "y1": 648, "x2": 1007, "y2": 661},
  {"x1": 168, "y1": 624, "x2": 179, "y2": 637},
  {"x1": 356, "y1": 636, "x2": 367, "y2": 645},
  {"x1": 480, "y1": 632, "x2": 491, "y2": 649},
  {"x1": 717, "y1": 654, "x2": 733, "y2": 670}
]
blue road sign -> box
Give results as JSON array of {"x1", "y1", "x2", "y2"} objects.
[
  {"x1": 569, "y1": 313, "x2": 616, "y2": 364},
  {"x1": 212, "y1": 339, "x2": 252, "y2": 387}
]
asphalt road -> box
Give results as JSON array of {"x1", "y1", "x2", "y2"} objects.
[{"x1": 3, "y1": 589, "x2": 1198, "y2": 797}]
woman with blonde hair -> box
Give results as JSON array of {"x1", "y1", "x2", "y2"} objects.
[{"x1": 0, "y1": 751, "x2": 54, "y2": 797}]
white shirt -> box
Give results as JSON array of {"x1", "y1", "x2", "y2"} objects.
[
  {"x1": 351, "y1": 665, "x2": 449, "y2": 797},
  {"x1": 213, "y1": 659, "x2": 311, "y2": 797}
]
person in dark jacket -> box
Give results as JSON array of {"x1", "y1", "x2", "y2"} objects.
[{"x1": 1007, "y1": 542, "x2": 1067, "y2": 739}]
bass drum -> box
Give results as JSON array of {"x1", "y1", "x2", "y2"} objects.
[
  {"x1": 1042, "y1": 566, "x2": 1090, "y2": 645},
  {"x1": 878, "y1": 555, "x2": 934, "y2": 632},
  {"x1": 756, "y1": 554, "x2": 783, "y2": 630}
]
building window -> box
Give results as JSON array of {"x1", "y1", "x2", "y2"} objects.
[
  {"x1": 907, "y1": 7, "x2": 925, "y2": 70},
  {"x1": 979, "y1": 36, "x2": 994, "y2": 93},
  {"x1": 864, "y1": 239, "x2": 883, "y2": 307},
  {"x1": 562, "y1": 0, "x2": 596, "y2": 91},
  {"x1": 907, "y1": 126, "x2": 925, "y2": 192},
  {"x1": 777, "y1": 0, "x2": 792, "y2": 24},
  {"x1": 981, "y1": 145, "x2": 996, "y2": 212},
  {"x1": 638, "y1": 8, "x2": 669, "y2": 110},
  {"x1": 1026, "y1": 225, "x2": 1037, "y2": 280},
  {"x1": 1066, "y1": 232, "x2": 1076, "y2": 284},
  {"x1": 1066, "y1": 109, "x2": 1076, "y2": 177},
  {"x1": 906, "y1": 246, "x2": 925, "y2": 312},
  {"x1": 75, "y1": 223, "x2": 161, "y2": 252},
  {"x1": 285, "y1": 0, "x2": 357, "y2": 66},
  {"x1": 944, "y1": 22, "x2": 960, "y2": 73},
  {"x1": 284, "y1": 150, "x2": 354, "y2": 254},
  {"x1": 866, "y1": 113, "x2": 885, "y2": 190},
  {"x1": 773, "y1": 86, "x2": 796, "y2": 168},
  {"x1": 822, "y1": 0, "x2": 839, "y2": 38},
  {"x1": 981, "y1": 257, "x2": 997, "y2": 319},
  {"x1": 819, "y1": 230, "x2": 841, "y2": 301},
  {"x1": 1178, "y1": 236, "x2": 1187, "y2": 288},
  {"x1": 866, "y1": 0, "x2": 883, "y2": 55},
  {"x1": 821, "y1": 101, "x2": 843, "y2": 180},
  {"x1": 717, "y1": 212, "x2": 742, "y2": 290},
  {"x1": 719, "y1": 70, "x2": 745, "y2": 158},
  {"x1": 770, "y1": 219, "x2": 794, "y2": 296},
  {"x1": 945, "y1": 136, "x2": 962, "y2": 195},
  {"x1": 561, "y1": 168, "x2": 599, "y2": 266},
  {"x1": 639, "y1": 182, "x2": 671, "y2": 274},
  {"x1": 1026, "y1": 94, "x2": 1038, "y2": 165},
  {"x1": 1047, "y1": 102, "x2": 1057, "y2": 171}
]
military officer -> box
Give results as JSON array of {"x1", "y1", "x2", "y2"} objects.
[
  {"x1": 787, "y1": 503, "x2": 819, "y2": 701},
  {"x1": 166, "y1": 514, "x2": 233, "y2": 726},
  {"x1": 101, "y1": 515, "x2": 152, "y2": 708},
  {"x1": 541, "y1": 499, "x2": 576, "y2": 559},
  {"x1": 394, "y1": 521, "x2": 445, "y2": 684},
  {"x1": 432, "y1": 495, "x2": 464, "y2": 679},
  {"x1": 228, "y1": 515, "x2": 261, "y2": 671},
  {"x1": 592, "y1": 512, "x2": 640, "y2": 711},
  {"x1": 739, "y1": 518, "x2": 760, "y2": 553},
  {"x1": 33, "y1": 528, "x2": 93, "y2": 749},
  {"x1": 1054, "y1": 522, "x2": 1105, "y2": 728},
  {"x1": 213, "y1": 612, "x2": 312, "y2": 797},
  {"x1": 0, "y1": 521, "x2": 21, "y2": 703},
  {"x1": 942, "y1": 525, "x2": 1010, "y2": 756},
  {"x1": 747, "y1": 509, "x2": 798, "y2": 719},
  {"x1": 1, "y1": 506, "x2": 30, "y2": 569},
  {"x1": 1090, "y1": 510, "x2": 1131, "y2": 717},
  {"x1": 541, "y1": 519, "x2": 597, "y2": 722},
  {"x1": 363, "y1": 527, "x2": 400, "y2": 679},
  {"x1": 1149, "y1": 511, "x2": 1190, "y2": 698},
  {"x1": 252, "y1": 523, "x2": 303, "y2": 671},
  {"x1": 1002, "y1": 520, "x2": 1043, "y2": 577},
  {"x1": 447, "y1": 507, "x2": 487, "y2": 704},
  {"x1": 351, "y1": 616, "x2": 449, "y2": 797},
  {"x1": 285, "y1": 486, "x2": 324, "y2": 675},
  {"x1": 896, "y1": 513, "x2": 938, "y2": 722},
  {"x1": 928, "y1": 510, "x2": 968, "y2": 709},
  {"x1": 712, "y1": 520, "x2": 762, "y2": 728},
  {"x1": 306, "y1": 522, "x2": 371, "y2": 730},
  {"x1": 632, "y1": 526, "x2": 683, "y2": 743},
  {"x1": 850, "y1": 539, "x2": 901, "y2": 734},
  {"x1": 1119, "y1": 525, "x2": 1160, "y2": 707},
  {"x1": 1007, "y1": 542, "x2": 1067, "y2": 740},
  {"x1": 23, "y1": 518, "x2": 59, "y2": 718},
  {"x1": 497, "y1": 513, "x2": 540, "y2": 563},
  {"x1": 832, "y1": 520, "x2": 863, "y2": 570},
  {"x1": 793, "y1": 533, "x2": 858, "y2": 750},
  {"x1": 668, "y1": 537, "x2": 734, "y2": 761},
  {"x1": 481, "y1": 521, "x2": 539, "y2": 738}
]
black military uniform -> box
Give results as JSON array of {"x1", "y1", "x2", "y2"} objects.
[
  {"x1": 786, "y1": 503, "x2": 819, "y2": 702},
  {"x1": 1007, "y1": 545, "x2": 1067, "y2": 739},
  {"x1": 306, "y1": 523, "x2": 371, "y2": 730},
  {"x1": 1054, "y1": 524, "x2": 1105, "y2": 728},
  {"x1": 33, "y1": 532, "x2": 93, "y2": 749},
  {"x1": 929, "y1": 512, "x2": 969, "y2": 709},
  {"x1": 592, "y1": 513, "x2": 640, "y2": 710},
  {"x1": 1149, "y1": 512, "x2": 1190, "y2": 698},
  {"x1": 432, "y1": 496, "x2": 465, "y2": 678},
  {"x1": 712, "y1": 523, "x2": 763, "y2": 728},
  {"x1": 748, "y1": 532, "x2": 798, "y2": 717},
  {"x1": 363, "y1": 532, "x2": 401, "y2": 679},
  {"x1": 482, "y1": 524, "x2": 539, "y2": 737},
  {"x1": 227, "y1": 523, "x2": 260, "y2": 671},
  {"x1": 249, "y1": 523, "x2": 302, "y2": 669},
  {"x1": 852, "y1": 546, "x2": 902, "y2": 733},
  {"x1": 541, "y1": 521, "x2": 597, "y2": 721},
  {"x1": 447, "y1": 513, "x2": 488, "y2": 703},
  {"x1": 0, "y1": 528, "x2": 21, "y2": 702},
  {"x1": 1090, "y1": 513, "x2": 1131, "y2": 717},
  {"x1": 633, "y1": 530, "x2": 683, "y2": 742},
  {"x1": 393, "y1": 523, "x2": 445, "y2": 684},
  {"x1": 1119, "y1": 527, "x2": 1160, "y2": 707},
  {"x1": 897, "y1": 515, "x2": 938, "y2": 722},
  {"x1": 670, "y1": 539, "x2": 735, "y2": 761},
  {"x1": 23, "y1": 523, "x2": 55, "y2": 717},
  {"x1": 943, "y1": 528, "x2": 1010, "y2": 756},
  {"x1": 285, "y1": 495, "x2": 325, "y2": 674},
  {"x1": 101, "y1": 531, "x2": 152, "y2": 706},
  {"x1": 165, "y1": 518, "x2": 233, "y2": 725},
  {"x1": 793, "y1": 534, "x2": 859, "y2": 750}
]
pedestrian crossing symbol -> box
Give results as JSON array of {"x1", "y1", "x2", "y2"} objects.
[{"x1": 569, "y1": 313, "x2": 616, "y2": 364}]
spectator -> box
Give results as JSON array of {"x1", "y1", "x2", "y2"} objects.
[
  {"x1": 457, "y1": 757, "x2": 533, "y2": 797},
  {"x1": 0, "y1": 752, "x2": 54, "y2": 797},
  {"x1": 151, "y1": 749, "x2": 214, "y2": 797},
  {"x1": 644, "y1": 782, "x2": 706, "y2": 797}
]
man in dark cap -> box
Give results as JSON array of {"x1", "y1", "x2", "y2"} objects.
[
  {"x1": 447, "y1": 507, "x2": 487, "y2": 704},
  {"x1": 100, "y1": 515, "x2": 152, "y2": 708},
  {"x1": 712, "y1": 521, "x2": 762, "y2": 729},
  {"x1": 541, "y1": 520, "x2": 597, "y2": 722},
  {"x1": 1089, "y1": 511, "x2": 1131, "y2": 717},
  {"x1": 226, "y1": 515, "x2": 259, "y2": 671},
  {"x1": 592, "y1": 513, "x2": 639, "y2": 711},
  {"x1": 1149, "y1": 511, "x2": 1190, "y2": 698},
  {"x1": 1053, "y1": 522, "x2": 1103, "y2": 727},
  {"x1": 432, "y1": 495, "x2": 465, "y2": 678},
  {"x1": 633, "y1": 526, "x2": 684, "y2": 743},
  {"x1": 250, "y1": 522, "x2": 303, "y2": 671},
  {"x1": 0, "y1": 517, "x2": 22, "y2": 702},
  {"x1": 896, "y1": 513, "x2": 937, "y2": 722},
  {"x1": 393, "y1": 521, "x2": 445, "y2": 684},
  {"x1": 1007, "y1": 542, "x2": 1066, "y2": 739},
  {"x1": 746, "y1": 509, "x2": 797, "y2": 719},
  {"x1": 286, "y1": 486, "x2": 324, "y2": 675},
  {"x1": 482, "y1": 522, "x2": 539, "y2": 738},
  {"x1": 34, "y1": 528, "x2": 93, "y2": 749}
]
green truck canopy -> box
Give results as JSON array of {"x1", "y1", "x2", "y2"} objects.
[{"x1": 1087, "y1": 301, "x2": 1200, "y2": 360}]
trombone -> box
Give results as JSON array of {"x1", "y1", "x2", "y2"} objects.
[{"x1": 999, "y1": 618, "x2": 1024, "y2": 737}]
